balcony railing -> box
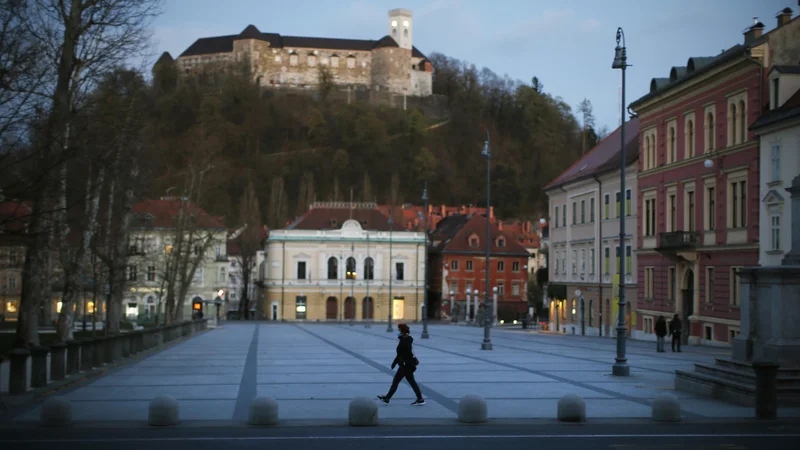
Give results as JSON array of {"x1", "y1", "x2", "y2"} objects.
[{"x1": 658, "y1": 231, "x2": 699, "y2": 250}]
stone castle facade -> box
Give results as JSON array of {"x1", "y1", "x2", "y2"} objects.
[{"x1": 158, "y1": 8, "x2": 433, "y2": 96}]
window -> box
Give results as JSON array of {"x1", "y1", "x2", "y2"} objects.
[
  {"x1": 626, "y1": 189, "x2": 632, "y2": 216},
  {"x1": 615, "y1": 192, "x2": 621, "y2": 217},
  {"x1": 687, "y1": 190, "x2": 695, "y2": 232},
  {"x1": 572, "y1": 202, "x2": 577, "y2": 225},
  {"x1": 615, "y1": 246, "x2": 620, "y2": 274},
  {"x1": 295, "y1": 296, "x2": 307, "y2": 320},
  {"x1": 704, "y1": 325, "x2": 713, "y2": 341},
  {"x1": 667, "y1": 125, "x2": 676, "y2": 163},
  {"x1": 219, "y1": 266, "x2": 227, "y2": 283},
  {"x1": 562, "y1": 205, "x2": 566, "y2": 227},
  {"x1": 730, "y1": 267, "x2": 741, "y2": 306},
  {"x1": 686, "y1": 119, "x2": 695, "y2": 158},
  {"x1": 644, "y1": 267, "x2": 655, "y2": 298},
  {"x1": 626, "y1": 246, "x2": 632, "y2": 274},
  {"x1": 771, "y1": 215, "x2": 781, "y2": 250},
  {"x1": 604, "y1": 194, "x2": 610, "y2": 219},
  {"x1": 450, "y1": 281, "x2": 457, "y2": 294},
  {"x1": 589, "y1": 249, "x2": 595, "y2": 274},
  {"x1": 706, "y1": 267, "x2": 715, "y2": 303},
  {"x1": 466, "y1": 282, "x2": 472, "y2": 294},
  {"x1": 451, "y1": 260, "x2": 458, "y2": 271},
  {"x1": 555, "y1": 206, "x2": 559, "y2": 227},
  {"x1": 327, "y1": 257, "x2": 338, "y2": 280},
  {"x1": 307, "y1": 54, "x2": 317, "y2": 66},
  {"x1": 404, "y1": 28, "x2": 408, "y2": 37},
  {"x1": 771, "y1": 145, "x2": 780, "y2": 182},
  {"x1": 644, "y1": 197, "x2": 657, "y2": 237},
  {"x1": 668, "y1": 194, "x2": 676, "y2": 232},
  {"x1": 730, "y1": 180, "x2": 747, "y2": 228},
  {"x1": 728, "y1": 102, "x2": 737, "y2": 147},
  {"x1": 289, "y1": 53, "x2": 298, "y2": 66},
  {"x1": 571, "y1": 251, "x2": 577, "y2": 275},
  {"x1": 466, "y1": 260, "x2": 473, "y2": 271},
  {"x1": 512, "y1": 283, "x2": 520, "y2": 296},
  {"x1": 127, "y1": 265, "x2": 137, "y2": 281},
  {"x1": 346, "y1": 257, "x2": 357, "y2": 280},
  {"x1": 9, "y1": 276, "x2": 17, "y2": 290},
  {"x1": 512, "y1": 261, "x2": 520, "y2": 272},
  {"x1": 580, "y1": 200, "x2": 585, "y2": 223},
  {"x1": 497, "y1": 283, "x2": 505, "y2": 295},
  {"x1": 364, "y1": 257, "x2": 374, "y2": 280},
  {"x1": 705, "y1": 110, "x2": 715, "y2": 152},
  {"x1": 580, "y1": 249, "x2": 586, "y2": 274},
  {"x1": 590, "y1": 198, "x2": 595, "y2": 222},
  {"x1": 347, "y1": 55, "x2": 356, "y2": 68},
  {"x1": 707, "y1": 187, "x2": 716, "y2": 230},
  {"x1": 497, "y1": 237, "x2": 506, "y2": 247},
  {"x1": 147, "y1": 266, "x2": 156, "y2": 281},
  {"x1": 193, "y1": 245, "x2": 202, "y2": 256},
  {"x1": 562, "y1": 253, "x2": 566, "y2": 275},
  {"x1": 604, "y1": 248, "x2": 610, "y2": 274},
  {"x1": 643, "y1": 317, "x2": 654, "y2": 334},
  {"x1": 395, "y1": 262, "x2": 405, "y2": 281},
  {"x1": 729, "y1": 328, "x2": 740, "y2": 343},
  {"x1": 331, "y1": 56, "x2": 339, "y2": 67},
  {"x1": 667, "y1": 267, "x2": 676, "y2": 300},
  {"x1": 297, "y1": 261, "x2": 307, "y2": 280},
  {"x1": 497, "y1": 261, "x2": 505, "y2": 271}
]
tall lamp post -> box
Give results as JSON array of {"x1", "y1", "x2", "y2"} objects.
[
  {"x1": 481, "y1": 129, "x2": 493, "y2": 351},
  {"x1": 386, "y1": 211, "x2": 394, "y2": 332},
  {"x1": 365, "y1": 230, "x2": 371, "y2": 328},
  {"x1": 611, "y1": 27, "x2": 630, "y2": 376},
  {"x1": 421, "y1": 183, "x2": 430, "y2": 339}
]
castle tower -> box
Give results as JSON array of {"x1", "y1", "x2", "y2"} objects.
[{"x1": 388, "y1": 8, "x2": 413, "y2": 50}]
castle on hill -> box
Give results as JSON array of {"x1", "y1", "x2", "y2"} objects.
[{"x1": 155, "y1": 8, "x2": 433, "y2": 96}]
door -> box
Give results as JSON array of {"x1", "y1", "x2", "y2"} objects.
[
  {"x1": 682, "y1": 270, "x2": 694, "y2": 345},
  {"x1": 271, "y1": 301, "x2": 278, "y2": 321},
  {"x1": 392, "y1": 297, "x2": 405, "y2": 320},
  {"x1": 362, "y1": 297, "x2": 374, "y2": 320},
  {"x1": 344, "y1": 297, "x2": 355, "y2": 320},
  {"x1": 326, "y1": 297, "x2": 338, "y2": 320}
]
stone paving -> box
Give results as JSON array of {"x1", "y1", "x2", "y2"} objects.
[{"x1": 12, "y1": 323, "x2": 800, "y2": 422}]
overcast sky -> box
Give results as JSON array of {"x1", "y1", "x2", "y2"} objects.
[{"x1": 150, "y1": 0, "x2": 795, "y2": 132}]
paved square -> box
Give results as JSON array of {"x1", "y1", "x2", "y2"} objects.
[{"x1": 12, "y1": 323, "x2": 800, "y2": 422}]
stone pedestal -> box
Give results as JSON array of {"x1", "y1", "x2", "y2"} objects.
[
  {"x1": 66, "y1": 340, "x2": 81, "y2": 375},
  {"x1": 30, "y1": 346, "x2": 50, "y2": 388},
  {"x1": 49, "y1": 343, "x2": 67, "y2": 381},
  {"x1": 9, "y1": 348, "x2": 30, "y2": 395},
  {"x1": 93, "y1": 338, "x2": 105, "y2": 367}
]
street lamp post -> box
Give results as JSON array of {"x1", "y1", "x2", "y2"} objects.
[
  {"x1": 611, "y1": 27, "x2": 630, "y2": 377},
  {"x1": 481, "y1": 129, "x2": 493, "y2": 351},
  {"x1": 421, "y1": 183, "x2": 430, "y2": 339},
  {"x1": 387, "y1": 211, "x2": 394, "y2": 332},
  {"x1": 365, "y1": 230, "x2": 371, "y2": 328}
]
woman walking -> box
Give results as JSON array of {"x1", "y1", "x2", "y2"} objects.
[
  {"x1": 378, "y1": 323, "x2": 425, "y2": 405},
  {"x1": 669, "y1": 314, "x2": 682, "y2": 352}
]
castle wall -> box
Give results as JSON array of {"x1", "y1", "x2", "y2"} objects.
[
  {"x1": 370, "y1": 47, "x2": 411, "y2": 93},
  {"x1": 411, "y1": 70, "x2": 432, "y2": 96}
]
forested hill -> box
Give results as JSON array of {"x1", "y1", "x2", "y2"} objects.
[{"x1": 145, "y1": 53, "x2": 605, "y2": 229}]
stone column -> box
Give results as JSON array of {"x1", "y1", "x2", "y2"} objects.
[
  {"x1": 781, "y1": 175, "x2": 800, "y2": 266},
  {"x1": 492, "y1": 292, "x2": 498, "y2": 325},
  {"x1": 30, "y1": 346, "x2": 49, "y2": 388},
  {"x1": 49, "y1": 343, "x2": 67, "y2": 381},
  {"x1": 66, "y1": 340, "x2": 81, "y2": 375},
  {"x1": 8, "y1": 348, "x2": 30, "y2": 395}
]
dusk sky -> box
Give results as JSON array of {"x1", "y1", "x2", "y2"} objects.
[{"x1": 150, "y1": 0, "x2": 795, "y2": 132}]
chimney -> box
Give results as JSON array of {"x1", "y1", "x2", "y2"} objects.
[
  {"x1": 441, "y1": 205, "x2": 446, "y2": 217},
  {"x1": 744, "y1": 18, "x2": 765, "y2": 45},
  {"x1": 777, "y1": 7, "x2": 793, "y2": 27},
  {"x1": 498, "y1": 220, "x2": 504, "y2": 231},
  {"x1": 490, "y1": 206, "x2": 494, "y2": 220}
]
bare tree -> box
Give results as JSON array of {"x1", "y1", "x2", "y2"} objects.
[
  {"x1": 578, "y1": 98, "x2": 595, "y2": 155},
  {"x1": 231, "y1": 180, "x2": 262, "y2": 320}
]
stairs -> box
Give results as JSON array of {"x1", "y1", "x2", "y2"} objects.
[{"x1": 675, "y1": 358, "x2": 800, "y2": 406}]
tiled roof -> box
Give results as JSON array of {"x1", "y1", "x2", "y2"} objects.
[
  {"x1": 131, "y1": 199, "x2": 226, "y2": 230},
  {"x1": 155, "y1": 51, "x2": 174, "y2": 65},
  {"x1": 544, "y1": 117, "x2": 640, "y2": 191},
  {"x1": 431, "y1": 214, "x2": 530, "y2": 256},
  {"x1": 750, "y1": 88, "x2": 800, "y2": 130},
  {"x1": 772, "y1": 65, "x2": 800, "y2": 75},
  {"x1": 178, "y1": 25, "x2": 429, "y2": 60},
  {"x1": 286, "y1": 206, "x2": 401, "y2": 231}
]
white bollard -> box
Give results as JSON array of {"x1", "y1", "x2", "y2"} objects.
[
  {"x1": 651, "y1": 393, "x2": 681, "y2": 422},
  {"x1": 348, "y1": 396, "x2": 378, "y2": 426},
  {"x1": 40, "y1": 397, "x2": 72, "y2": 427},
  {"x1": 148, "y1": 395, "x2": 179, "y2": 426},
  {"x1": 557, "y1": 394, "x2": 586, "y2": 422},
  {"x1": 248, "y1": 396, "x2": 279, "y2": 426},
  {"x1": 458, "y1": 394, "x2": 488, "y2": 423}
]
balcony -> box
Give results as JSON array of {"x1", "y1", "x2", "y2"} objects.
[{"x1": 657, "y1": 231, "x2": 699, "y2": 251}]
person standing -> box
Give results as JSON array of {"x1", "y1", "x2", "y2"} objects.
[
  {"x1": 669, "y1": 314, "x2": 682, "y2": 352},
  {"x1": 655, "y1": 316, "x2": 667, "y2": 352},
  {"x1": 378, "y1": 323, "x2": 425, "y2": 405}
]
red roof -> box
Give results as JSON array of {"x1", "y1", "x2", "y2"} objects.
[
  {"x1": 545, "y1": 117, "x2": 640, "y2": 190},
  {"x1": 286, "y1": 204, "x2": 399, "y2": 231},
  {"x1": 0, "y1": 200, "x2": 33, "y2": 234},
  {"x1": 227, "y1": 225, "x2": 268, "y2": 256},
  {"x1": 131, "y1": 199, "x2": 225, "y2": 230},
  {"x1": 374, "y1": 204, "x2": 492, "y2": 231},
  {"x1": 499, "y1": 219, "x2": 540, "y2": 248},
  {"x1": 431, "y1": 214, "x2": 530, "y2": 256}
]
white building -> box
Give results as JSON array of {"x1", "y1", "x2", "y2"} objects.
[{"x1": 751, "y1": 65, "x2": 800, "y2": 267}]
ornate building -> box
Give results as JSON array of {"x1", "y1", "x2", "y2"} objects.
[{"x1": 159, "y1": 8, "x2": 433, "y2": 96}]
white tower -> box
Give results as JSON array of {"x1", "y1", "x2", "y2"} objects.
[{"x1": 388, "y1": 8, "x2": 413, "y2": 50}]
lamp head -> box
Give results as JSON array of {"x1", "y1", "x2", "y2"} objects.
[
  {"x1": 612, "y1": 45, "x2": 626, "y2": 69},
  {"x1": 704, "y1": 159, "x2": 713, "y2": 169}
]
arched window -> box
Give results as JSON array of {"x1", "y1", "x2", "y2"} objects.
[
  {"x1": 668, "y1": 126, "x2": 676, "y2": 163},
  {"x1": 739, "y1": 100, "x2": 746, "y2": 143},
  {"x1": 327, "y1": 257, "x2": 338, "y2": 280},
  {"x1": 729, "y1": 103, "x2": 737, "y2": 146},
  {"x1": 686, "y1": 120, "x2": 694, "y2": 158},
  {"x1": 364, "y1": 257, "x2": 374, "y2": 280},
  {"x1": 392, "y1": 28, "x2": 397, "y2": 37},
  {"x1": 644, "y1": 135, "x2": 651, "y2": 169},
  {"x1": 589, "y1": 299, "x2": 594, "y2": 327},
  {"x1": 706, "y1": 112, "x2": 715, "y2": 151},
  {"x1": 403, "y1": 29, "x2": 408, "y2": 37},
  {"x1": 346, "y1": 257, "x2": 357, "y2": 280}
]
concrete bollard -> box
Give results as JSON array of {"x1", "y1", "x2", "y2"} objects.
[
  {"x1": 49, "y1": 343, "x2": 67, "y2": 382},
  {"x1": 348, "y1": 397, "x2": 378, "y2": 426},
  {"x1": 40, "y1": 396, "x2": 72, "y2": 427},
  {"x1": 248, "y1": 396, "x2": 279, "y2": 426},
  {"x1": 753, "y1": 361, "x2": 780, "y2": 420},
  {"x1": 66, "y1": 340, "x2": 81, "y2": 375},
  {"x1": 30, "y1": 346, "x2": 50, "y2": 388},
  {"x1": 458, "y1": 394, "x2": 488, "y2": 423},
  {"x1": 651, "y1": 393, "x2": 681, "y2": 422},
  {"x1": 9, "y1": 348, "x2": 30, "y2": 395},
  {"x1": 92, "y1": 338, "x2": 105, "y2": 368},
  {"x1": 557, "y1": 394, "x2": 586, "y2": 422},
  {"x1": 148, "y1": 395, "x2": 180, "y2": 426}
]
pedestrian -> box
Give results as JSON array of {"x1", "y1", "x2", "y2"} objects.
[
  {"x1": 669, "y1": 314, "x2": 682, "y2": 352},
  {"x1": 655, "y1": 316, "x2": 667, "y2": 352},
  {"x1": 377, "y1": 323, "x2": 425, "y2": 406}
]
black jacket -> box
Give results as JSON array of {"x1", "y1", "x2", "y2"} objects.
[
  {"x1": 669, "y1": 319, "x2": 682, "y2": 336},
  {"x1": 655, "y1": 318, "x2": 667, "y2": 337},
  {"x1": 393, "y1": 334, "x2": 415, "y2": 368}
]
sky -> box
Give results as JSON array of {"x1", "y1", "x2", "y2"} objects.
[{"x1": 149, "y1": 0, "x2": 795, "y2": 132}]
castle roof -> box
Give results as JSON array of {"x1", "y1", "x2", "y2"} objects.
[{"x1": 178, "y1": 25, "x2": 428, "y2": 60}]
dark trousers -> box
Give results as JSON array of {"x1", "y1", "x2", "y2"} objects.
[
  {"x1": 671, "y1": 333, "x2": 681, "y2": 352},
  {"x1": 386, "y1": 366, "x2": 423, "y2": 400}
]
